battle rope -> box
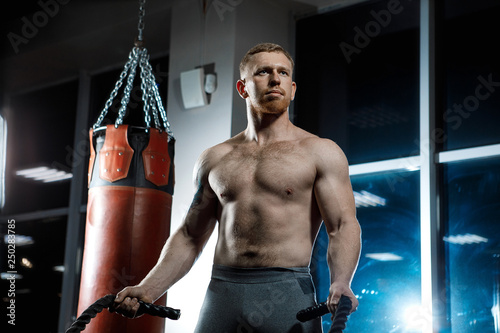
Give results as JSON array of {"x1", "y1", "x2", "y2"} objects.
[
  {"x1": 68, "y1": 294, "x2": 351, "y2": 332},
  {"x1": 296, "y1": 295, "x2": 352, "y2": 333},
  {"x1": 65, "y1": 294, "x2": 181, "y2": 333}
]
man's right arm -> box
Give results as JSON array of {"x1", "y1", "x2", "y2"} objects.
[
  {"x1": 312, "y1": 138, "x2": 361, "y2": 314},
  {"x1": 113, "y1": 149, "x2": 219, "y2": 316}
]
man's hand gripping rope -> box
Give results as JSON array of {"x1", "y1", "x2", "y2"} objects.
[{"x1": 65, "y1": 294, "x2": 180, "y2": 333}]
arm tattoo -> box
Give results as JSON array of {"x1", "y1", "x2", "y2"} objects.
[{"x1": 189, "y1": 180, "x2": 204, "y2": 210}]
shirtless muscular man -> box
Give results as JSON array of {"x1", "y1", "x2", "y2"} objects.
[{"x1": 114, "y1": 43, "x2": 361, "y2": 332}]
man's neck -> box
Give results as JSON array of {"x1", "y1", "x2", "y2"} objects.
[{"x1": 245, "y1": 108, "x2": 293, "y2": 144}]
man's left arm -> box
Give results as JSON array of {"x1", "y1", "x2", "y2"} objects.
[{"x1": 313, "y1": 138, "x2": 361, "y2": 314}]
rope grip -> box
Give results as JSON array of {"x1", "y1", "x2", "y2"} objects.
[
  {"x1": 65, "y1": 294, "x2": 180, "y2": 333},
  {"x1": 296, "y1": 294, "x2": 353, "y2": 333}
]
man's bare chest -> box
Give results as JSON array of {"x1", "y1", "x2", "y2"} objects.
[{"x1": 208, "y1": 142, "x2": 316, "y2": 200}]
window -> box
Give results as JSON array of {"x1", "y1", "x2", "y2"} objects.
[
  {"x1": 438, "y1": 1, "x2": 500, "y2": 331},
  {"x1": 295, "y1": 0, "x2": 420, "y2": 164},
  {"x1": 312, "y1": 170, "x2": 421, "y2": 332},
  {"x1": 442, "y1": 158, "x2": 500, "y2": 332},
  {"x1": 441, "y1": 0, "x2": 500, "y2": 151},
  {"x1": 0, "y1": 79, "x2": 78, "y2": 331},
  {"x1": 0, "y1": 115, "x2": 6, "y2": 209},
  {"x1": 296, "y1": 0, "x2": 500, "y2": 332},
  {"x1": 3, "y1": 81, "x2": 78, "y2": 214},
  {"x1": 0, "y1": 214, "x2": 68, "y2": 331}
]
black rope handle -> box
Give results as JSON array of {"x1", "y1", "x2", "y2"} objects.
[
  {"x1": 296, "y1": 295, "x2": 352, "y2": 333},
  {"x1": 65, "y1": 294, "x2": 181, "y2": 333}
]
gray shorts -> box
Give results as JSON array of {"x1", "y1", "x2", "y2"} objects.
[{"x1": 194, "y1": 265, "x2": 323, "y2": 333}]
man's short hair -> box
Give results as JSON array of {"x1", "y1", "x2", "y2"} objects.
[{"x1": 239, "y1": 43, "x2": 294, "y2": 78}]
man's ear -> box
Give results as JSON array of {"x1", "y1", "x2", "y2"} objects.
[
  {"x1": 291, "y1": 81, "x2": 297, "y2": 101},
  {"x1": 236, "y1": 79, "x2": 247, "y2": 99}
]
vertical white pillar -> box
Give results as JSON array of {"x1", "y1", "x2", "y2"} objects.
[{"x1": 420, "y1": 0, "x2": 439, "y2": 331}]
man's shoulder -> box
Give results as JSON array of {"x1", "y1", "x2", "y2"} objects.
[
  {"x1": 203, "y1": 133, "x2": 242, "y2": 157},
  {"x1": 196, "y1": 134, "x2": 242, "y2": 168},
  {"x1": 295, "y1": 132, "x2": 349, "y2": 173},
  {"x1": 296, "y1": 131, "x2": 344, "y2": 155}
]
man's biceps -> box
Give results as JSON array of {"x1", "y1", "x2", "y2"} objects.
[
  {"x1": 185, "y1": 216, "x2": 217, "y2": 242},
  {"x1": 315, "y1": 178, "x2": 343, "y2": 204}
]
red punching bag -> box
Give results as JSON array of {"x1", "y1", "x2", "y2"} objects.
[
  {"x1": 77, "y1": 2, "x2": 175, "y2": 331},
  {"x1": 78, "y1": 125, "x2": 174, "y2": 333}
]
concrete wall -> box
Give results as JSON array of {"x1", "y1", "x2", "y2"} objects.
[
  {"x1": 231, "y1": 0, "x2": 296, "y2": 136},
  {"x1": 165, "y1": 1, "x2": 235, "y2": 331},
  {"x1": 165, "y1": 0, "x2": 299, "y2": 331}
]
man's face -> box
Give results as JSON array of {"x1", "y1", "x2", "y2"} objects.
[{"x1": 238, "y1": 52, "x2": 296, "y2": 115}]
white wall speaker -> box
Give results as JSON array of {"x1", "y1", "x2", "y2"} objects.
[{"x1": 180, "y1": 68, "x2": 208, "y2": 109}]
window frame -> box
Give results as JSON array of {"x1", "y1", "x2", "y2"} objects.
[{"x1": 343, "y1": 1, "x2": 500, "y2": 331}]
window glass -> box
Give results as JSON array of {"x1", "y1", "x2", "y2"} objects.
[
  {"x1": 4, "y1": 80, "x2": 78, "y2": 214},
  {"x1": 442, "y1": 158, "x2": 500, "y2": 332},
  {"x1": 441, "y1": 0, "x2": 500, "y2": 150},
  {"x1": 311, "y1": 170, "x2": 421, "y2": 332},
  {"x1": 295, "y1": 0, "x2": 420, "y2": 164},
  {"x1": 0, "y1": 115, "x2": 6, "y2": 209}
]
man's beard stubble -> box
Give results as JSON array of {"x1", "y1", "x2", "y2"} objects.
[{"x1": 259, "y1": 95, "x2": 290, "y2": 115}]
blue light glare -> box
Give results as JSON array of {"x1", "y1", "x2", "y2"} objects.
[{"x1": 311, "y1": 170, "x2": 421, "y2": 332}]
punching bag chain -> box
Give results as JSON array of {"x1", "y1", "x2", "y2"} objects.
[
  {"x1": 117, "y1": 48, "x2": 140, "y2": 127},
  {"x1": 93, "y1": 0, "x2": 174, "y2": 140},
  {"x1": 137, "y1": 0, "x2": 146, "y2": 42}
]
